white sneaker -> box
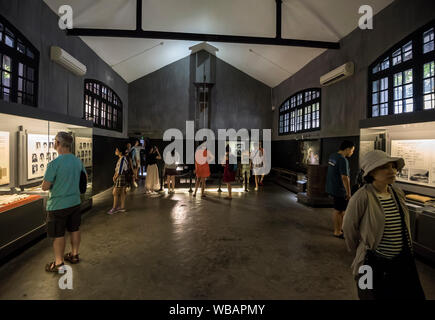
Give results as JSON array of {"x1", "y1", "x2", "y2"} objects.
[
  {"x1": 134, "y1": 181, "x2": 138, "y2": 188},
  {"x1": 107, "y1": 208, "x2": 117, "y2": 215}
]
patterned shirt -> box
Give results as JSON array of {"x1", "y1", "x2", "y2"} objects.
[{"x1": 375, "y1": 192, "x2": 411, "y2": 258}]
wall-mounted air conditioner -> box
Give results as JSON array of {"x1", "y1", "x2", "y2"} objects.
[
  {"x1": 320, "y1": 62, "x2": 354, "y2": 87},
  {"x1": 50, "y1": 46, "x2": 87, "y2": 76}
]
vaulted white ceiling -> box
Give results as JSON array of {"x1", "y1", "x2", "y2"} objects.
[{"x1": 43, "y1": 0, "x2": 394, "y2": 87}]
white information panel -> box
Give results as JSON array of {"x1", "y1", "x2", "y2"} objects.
[
  {"x1": 359, "y1": 141, "x2": 375, "y2": 161},
  {"x1": 27, "y1": 134, "x2": 56, "y2": 180},
  {"x1": 391, "y1": 139, "x2": 435, "y2": 188},
  {"x1": 75, "y1": 137, "x2": 92, "y2": 167},
  {"x1": 0, "y1": 131, "x2": 10, "y2": 185}
]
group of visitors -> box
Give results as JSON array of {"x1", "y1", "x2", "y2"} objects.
[
  {"x1": 192, "y1": 142, "x2": 266, "y2": 198},
  {"x1": 39, "y1": 132, "x2": 425, "y2": 300},
  {"x1": 107, "y1": 140, "x2": 267, "y2": 207},
  {"x1": 326, "y1": 140, "x2": 426, "y2": 300}
]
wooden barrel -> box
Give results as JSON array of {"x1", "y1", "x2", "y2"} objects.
[{"x1": 306, "y1": 164, "x2": 328, "y2": 197}]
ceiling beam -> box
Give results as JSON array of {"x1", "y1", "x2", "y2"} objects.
[
  {"x1": 66, "y1": 0, "x2": 340, "y2": 50},
  {"x1": 136, "y1": 0, "x2": 142, "y2": 31},
  {"x1": 276, "y1": 0, "x2": 282, "y2": 39},
  {"x1": 67, "y1": 28, "x2": 339, "y2": 49}
]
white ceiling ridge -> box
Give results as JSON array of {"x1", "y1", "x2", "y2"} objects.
[
  {"x1": 189, "y1": 42, "x2": 219, "y2": 55},
  {"x1": 110, "y1": 41, "x2": 165, "y2": 67},
  {"x1": 248, "y1": 48, "x2": 293, "y2": 76}
]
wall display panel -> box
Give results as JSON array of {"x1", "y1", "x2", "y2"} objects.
[
  {"x1": 75, "y1": 137, "x2": 93, "y2": 168},
  {"x1": 27, "y1": 134, "x2": 56, "y2": 180},
  {"x1": 359, "y1": 141, "x2": 375, "y2": 160},
  {"x1": 301, "y1": 140, "x2": 320, "y2": 166},
  {"x1": 391, "y1": 140, "x2": 435, "y2": 188},
  {"x1": 0, "y1": 131, "x2": 10, "y2": 185}
]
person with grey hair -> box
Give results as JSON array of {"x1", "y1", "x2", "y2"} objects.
[
  {"x1": 41, "y1": 131, "x2": 87, "y2": 272},
  {"x1": 343, "y1": 150, "x2": 425, "y2": 300}
]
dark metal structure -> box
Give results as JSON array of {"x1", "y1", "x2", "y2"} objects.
[{"x1": 66, "y1": 0, "x2": 340, "y2": 50}]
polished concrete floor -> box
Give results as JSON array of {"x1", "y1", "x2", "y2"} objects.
[{"x1": 0, "y1": 182, "x2": 434, "y2": 300}]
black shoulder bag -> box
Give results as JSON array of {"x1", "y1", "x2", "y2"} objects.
[{"x1": 79, "y1": 171, "x2": 87, "y2": 194}]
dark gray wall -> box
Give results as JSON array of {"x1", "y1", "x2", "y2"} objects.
[
  {"x1": 129, "y1": 56, "x2": 190, "y2": 137},
  {"x1": 0, "y1": 0, "x2": 128, "y2": 138},
  {"x1": 129, "y1": 52, "x2": 271, "y2": 137},
  {"x1": 272, "y1": 0, "x2": 435, "y2": 141},
  {"x1": 211, "y1": 58, "x2": 272, "y2": 132}
]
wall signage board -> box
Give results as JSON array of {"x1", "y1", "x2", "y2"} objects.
[
  {"x1": 27, "y1": 134, "x2": 56, "y2": 180},
  {"x1": 75, "y1": 137, "x2": 92, "y2": 168},
  {"x1": 0, "y1": 131, "x2": 10, "y2": 185},
  {"x1": 391, "y1": 139, "x2": 435, "y2": 188}
]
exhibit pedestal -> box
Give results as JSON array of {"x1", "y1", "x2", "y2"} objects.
[
  {"x1": 297, "y1": 165, "x2": 332, "y2": 207},
  {"x1": 271, "y1": 168, "x2": 306, "y2": 194},
  {"x1": 414, "y1": 209, "x2": 435, "y2": 263},
  {"x1": 0, "y1": 196, "x2": 45, "y2": 260}
]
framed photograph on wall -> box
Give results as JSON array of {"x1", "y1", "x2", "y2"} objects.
[
  {"x1": 27, "y1": 133, "x2": 55, "y2": 180},
  {"x1": 0, "y1": 131, "x2": 10, "y2": 185}
]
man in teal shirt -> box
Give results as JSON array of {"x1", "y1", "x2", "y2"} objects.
[
  {"x1": 326, "y1": 140, "x2": 355, "y2": 239},
  {"x1": 42, "y1": 132, "x2": 86, "y2": 272}
]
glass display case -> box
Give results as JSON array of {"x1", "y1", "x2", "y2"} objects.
[
  {"x1": 0, "y1": 112, "x2": 93, "y2": 259},
  {"x1": 360, "y1": 121, "x2": 435, "y2": 197},
  {"x1": 360, "y1": 120, "x2": 435, "y2": 262}
]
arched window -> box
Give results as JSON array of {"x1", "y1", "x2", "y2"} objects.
[
  {"x1": 0, "y1": 15, "x2": 39, "y2": 106},
  {"x1": 278, "y1": 88, "x2": 321, "y2": 135},
  {"x1": 84, "y1": 80, "x2": 123, "y2": 132},
  {"x1": 368, "y1": 19, "x2": 435, "y2": 117}
]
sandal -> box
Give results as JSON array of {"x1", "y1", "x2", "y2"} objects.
[
  {"x1": 45, "y1": 261, "x2": 65, "y2": 273},
  {"x1": 64, "y1": 252, "x2": 80, "y2": 264}
]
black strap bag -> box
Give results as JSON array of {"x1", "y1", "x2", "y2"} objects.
[{"x1": 79, "y1": 171, "x2": 87, "y2": 194}]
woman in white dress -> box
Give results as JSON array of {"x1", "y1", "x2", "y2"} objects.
[{"x1": 145, "y1": 146, "x2": 162, "y2": 194}]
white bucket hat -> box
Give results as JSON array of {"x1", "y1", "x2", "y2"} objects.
[{"x1": 360, "y1": 150, "x2": 405, "y2": 177}]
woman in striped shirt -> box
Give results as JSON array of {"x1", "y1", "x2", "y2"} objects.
[{"x1": 343, "y1": 150, "x2": 425, "y2": 300}]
